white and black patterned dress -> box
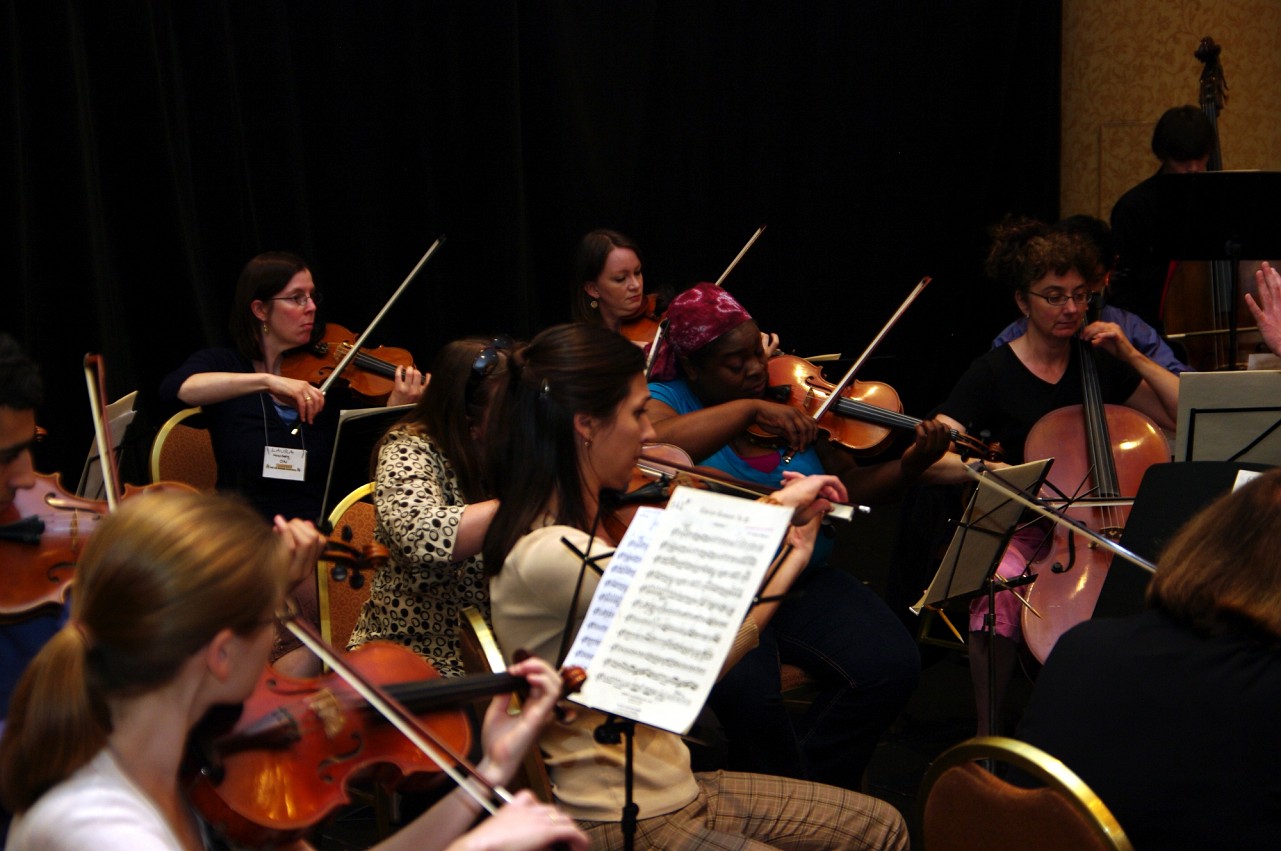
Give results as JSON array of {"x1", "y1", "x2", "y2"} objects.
[{"x1": 348, "y1": 428, "x2": 490, "y2": 677}]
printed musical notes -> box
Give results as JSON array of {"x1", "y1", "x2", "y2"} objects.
[{"x1": 565, "y1": 487, "x2": 791, "y2": 734}]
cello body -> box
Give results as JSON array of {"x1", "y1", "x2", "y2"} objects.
[{"x1": 1020, "y1": 400, "x2": 1169, "y2": 663}]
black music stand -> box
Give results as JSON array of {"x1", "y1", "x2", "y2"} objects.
[
  {"x1": 1093, "y1": 460, "x2": 1273, "y2": 620},
  {"x1": 913, "y1": 460, "x2": 1051, "y2": 736},
  {"x1": 1146, "y1": 171, "x2": 1281, "y2": 366},
  {"x1": 318, "y1": 404, "x2": 413, "y2": 521}
]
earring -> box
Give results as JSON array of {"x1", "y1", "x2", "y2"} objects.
[
  {"x1": 262, "y1": 322, "x2": 269, "y2": 335},
  {"x1": 584, "y1": 438, "x2": 593, "y2": 450},
  {"x1": 590, "y1": 299, "x2": 599, "y2": 309}
]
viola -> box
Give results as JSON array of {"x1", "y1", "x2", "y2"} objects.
[
  {"x1": 282, "y1": 321, "x2": 423, "y2": 403},
  {"x1": 0, "y1": 472, "x2": 102, "y2": 619},
  {"x1": 0, "y1": 472, "x2": 194, "y2": 620},
  {"x1": 752, "y1": 355, "x2": 1002, "y2": 461},
  {"x1": 188, "y1": 640, "x2": 584, "y2": 847},
  {"x1": 1019, "y1": 337, "x2": 1169, "y2": 662},
  {"x1": 618, "y1": 293, "x2": 666, "y2": 345}
]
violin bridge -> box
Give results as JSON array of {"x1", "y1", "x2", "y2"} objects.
[{"x1": 308, "y1": 689, "x2": 346, "y2": 739}]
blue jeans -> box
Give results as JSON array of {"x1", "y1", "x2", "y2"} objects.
[{"x1": 708, "y1": 565, "x2": 920, "y2": 791}]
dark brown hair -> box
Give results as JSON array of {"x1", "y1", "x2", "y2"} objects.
[
  {"x1": 378, "y1": 337, "x2": 512, "y2": 503},
  {"x1": 483, "y1": 324, "x2": 644, "y2": 571},
  {"x1": 984, "y1": 216, "x2": 1096, "y2": 294},
  {"x1": 229, "y1": 251, "x2": 311, "y2": 361},
  {"x1": 1147, "y1": 469, "x2": 1281, "y2": 642},
  {"x1": 569, "y1": 229, "x2": 643, "y2": 325}
]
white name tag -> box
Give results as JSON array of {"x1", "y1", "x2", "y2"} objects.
[{"x1": 263, "y1": 445, "x2": 307, "y2": 481}]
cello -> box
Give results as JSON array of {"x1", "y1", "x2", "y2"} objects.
[{"x1": 1019, "y1": 336, "x2": 1169, "y2": 662}]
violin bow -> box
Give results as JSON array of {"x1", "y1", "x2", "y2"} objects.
[
  {"x1": 646, "y1": 226, "x2": 766, "y2": 381},
  {"x1": 279, "y1": 610, "x2": 513, "y2": 815},
  {"x1": 810, "y1": 276, "x2": 931, "y2": 423},
  {"x1": 292, "y1": 235, "x2": 446, "y2": 434},
  {"x1": 713, "y1": 224, "x2": 767, "y2": 288},
  {"x1": 960, "y1": 463, "x2": 1156, "y2": 575}
]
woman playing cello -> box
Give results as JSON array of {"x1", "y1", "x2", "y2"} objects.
[
  {"x1": 922, "y1": 217, "x2": 1179, "y2": 734},
  {"x1": 0, "y1": 491, "x2": 586, "y2": 851},
  {"x1": 483, "y1": 324, "x2": 907, "y2": 849}
]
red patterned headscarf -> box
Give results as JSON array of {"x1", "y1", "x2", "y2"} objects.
[{"x1": 647, "y1": 283, "x2": 753, "y2": 381}]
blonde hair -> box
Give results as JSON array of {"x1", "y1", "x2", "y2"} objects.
[
  {"x1": 0, "y1": 492, "x2": 288, "y2": 813},
  {"x1": 1148, "y1": 469, "x2": 1281, "y2": 641}
]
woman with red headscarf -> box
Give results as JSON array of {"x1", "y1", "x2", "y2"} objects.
[{"x1": 646, "y1": 283, "x2": 949, "y2": 792}]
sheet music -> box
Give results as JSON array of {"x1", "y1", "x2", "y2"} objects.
[{"x1": 565, "y1": 486, "x2": 792, "y2": 734}]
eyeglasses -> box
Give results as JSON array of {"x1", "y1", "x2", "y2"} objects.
[
  {"x1": 269, "y1": 292, "x2": 323, "y2": 308},
  {"x1": 1025, "y1": 290, "x2": 1094, "y2": 307}
]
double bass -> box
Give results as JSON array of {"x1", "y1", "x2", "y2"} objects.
[
  {"x1": 1161, "y1": 36, "x2": 1262, "y2": 370},
  {"x1": 1019, "y1": 336, "x2": 1169, "y2": 662}
]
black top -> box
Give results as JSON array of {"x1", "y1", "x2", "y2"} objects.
[
  {"x1": 1017, "y1": 609, "x2": 1281, "y2": 851},
  {"x1": 159, "y1": 348, "x2": 347, "y2": 521},
  {"x1": 937, "y1": 342, "x2": 1141, "y2": 464}
]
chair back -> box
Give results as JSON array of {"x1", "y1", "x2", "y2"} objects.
[
  {"x1": 318, "y1": 482, "x2": 376, "y2": 649},
  {"x1": 458, "y1": 606, "x2": 555, "y2": 803},
  {"x1": 918, "y1": 735, "x2": 1133, "y2": 851},
  {"x1": 149, "y1": 406, "x2": 217, "y2": 491}
]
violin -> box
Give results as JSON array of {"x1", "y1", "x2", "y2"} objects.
[
  {"x1": 282, "y1": 321, "x2": 423, "y2": 403},
  {"x1": 188, "y1": 639, "x2": 584, "y2": 846},
  {"x1": 600, "y1": 443, "x2": 864, "y2": 543},
  {"x1": 0, "y1": 357, "x2": 198, "y2": 620},
  {"x1": 618, "y1": 293, "x2": 666, "y2": 345},
  {"x1": 753, "y1": 355, "x2": 1002, "y2": 461},
  {"x1": 0, "y1": 472, "x2": 102, "y2": 619}
]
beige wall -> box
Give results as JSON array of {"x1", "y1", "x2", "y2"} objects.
[{"x1": 1061, "y1": 0, "x2": 1281, "y2": 220}]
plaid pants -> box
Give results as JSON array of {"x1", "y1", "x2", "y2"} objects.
[{"x1": 579, "y1": 770, "x2": 907, "y2": 851}]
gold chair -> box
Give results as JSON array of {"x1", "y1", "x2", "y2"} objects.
[
  {"x1": 458, "y1": 606, "x2": 555, "y2": 803},
  {"x1": 149, "y1": 406, "x2": 217, "y2": 491},
  {"x1": 918, "y1": 735, "x2": 1133, "y2": 851},
  {"x1": 318, "y1": 482, "x2": 377, "y2": 649}
]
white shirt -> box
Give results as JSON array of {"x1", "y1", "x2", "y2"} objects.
[{"x1": 9, "y1": 749, "x2": 210, "y2": 850}]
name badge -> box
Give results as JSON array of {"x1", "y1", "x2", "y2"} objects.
[{"x1": 263, "y1": 445, "x2": 307, "y2": 481}]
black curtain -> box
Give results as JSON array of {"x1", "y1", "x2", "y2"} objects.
[{"x1": 4, "y1": 0, "x2": 1061, "y2": 484}]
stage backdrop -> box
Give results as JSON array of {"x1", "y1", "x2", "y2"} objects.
[{"x1": 4, "y1": 1, "x2": 1061, "y2": 485}]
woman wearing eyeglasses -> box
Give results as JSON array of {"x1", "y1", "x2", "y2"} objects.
[
  {"x1": 921, "y1": 216, "x2": 1179, "y2": 733},
  {"x1": 160, "y1": 252, "x2": 425, "y2": 675},
  {"x1": 348, "y1": 337, "x2": 511, "y2": 678}
]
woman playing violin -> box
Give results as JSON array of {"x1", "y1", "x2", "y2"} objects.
[
  {"x1": 921, "y1": 217, "x2": 1179, "y2": 734},
  {"x1": 0, "y1": 491, "x2": 586, "y2": 851},
  {"x1": 348, "y1": 337, "x2": 512, "y2": 677},
  {"x1": 482, "y1": 324, "x2": 907, "y2": 850},
  {"x1": 569, "y1": 229, "x2": 651, "y2": 334},
  {"x1": 160, "y1": 251, "x2": 425, "y2": 522},
  {"x1": 644, "y1": 283, "x2": 948, "y2": 791},
  {"x1": 160, "y1": 252, "x2": 425, "y2": 675}
]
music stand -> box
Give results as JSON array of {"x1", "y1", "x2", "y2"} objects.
[
  {"x1": 318, "y1": 404, "x2": 413, "y2": 521},
  {"x1": 1145, "y1": 171, "x2": 1281, "y2": 365},
  {"x1": 1093, "y1": 460, "x2": 1273, "y2": 620},
  {"x1": 1175, "y1": 370, "x2": 1281, "y2": 464},
  {"x1": 912, "y1": 459, "x2": 1051, "y2": 736}
]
